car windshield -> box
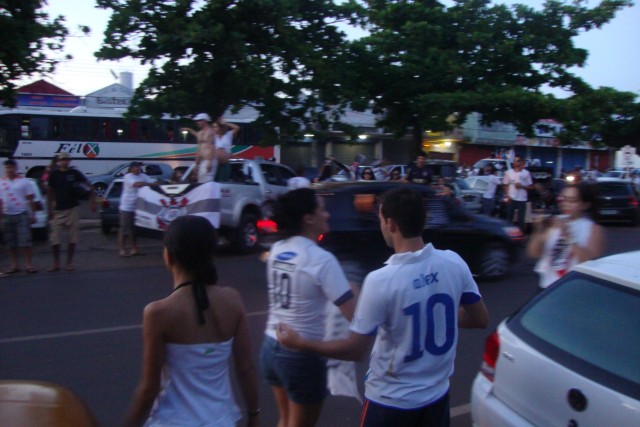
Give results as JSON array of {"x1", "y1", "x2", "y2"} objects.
[
  {"x1": 456, "y1": 178, "x2": 471, "y2": 190},
  {"x1": 510, "y1": 272, "x2": 640, "y2": 393}
]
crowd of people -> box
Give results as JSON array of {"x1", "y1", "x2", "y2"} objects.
[{"x1": 0, "y1": 114, "x2": 614, "y2": 424}]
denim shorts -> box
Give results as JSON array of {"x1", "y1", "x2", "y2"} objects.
[{"x1": 259, "y1": 335, "x2": 328, "y2": 404}]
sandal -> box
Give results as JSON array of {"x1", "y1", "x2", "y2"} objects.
[
  {"x1": 5, "y1": 267, "x2": 20, "y2": 274},
  {"x1": 25, "y1": 267, "x2": 38, "y2": 274}
]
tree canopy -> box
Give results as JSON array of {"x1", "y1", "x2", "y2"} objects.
[
  {"x1": 95, "y1": 0, "x2": 354, "y2": 142},
  {"x1": 94, "y1": 0, "x2": 637, "y2": 148},
  {"x1": 338, "y1": 0, "x2": 635, "y2": 151},
  {"x1": 0, "y1": 0, "x2": 70, "y2": 107}
]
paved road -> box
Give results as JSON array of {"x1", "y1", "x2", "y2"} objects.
[{"x1": 0, "y1": 215, "x2": 637, "y2": 426}]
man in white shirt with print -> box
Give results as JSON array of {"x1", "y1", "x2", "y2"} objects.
[
  {"x1": 277, "y1": 187, "x2": 489, "y2": 427},
  {"x1": 502, "y1": 155, "x2": 533, "y2": 232},
  {"x1": 0, "y1": 159, "x2": 38, "y2": 274},
  {"x1": 118, "y1": 162, "x2": 156, "y2": 257}
]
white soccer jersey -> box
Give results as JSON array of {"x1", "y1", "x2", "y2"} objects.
[
  {"x1": 350, "y1": 243, "x2": 482, "y2": 409},
  {"x1": 265, "y1": 236, "x2": 352, "y2": 341}
]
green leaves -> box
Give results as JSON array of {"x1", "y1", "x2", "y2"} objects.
[{"x1": 0, "y1": 0, "x2": 68, "y2": 106}]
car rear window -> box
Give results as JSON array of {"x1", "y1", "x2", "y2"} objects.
[
  {"x1": 597, "y1": 183, "x2": 630, "y2": 196},
  {"x1": 509, "y1": 272, "x2": 640, "y2": 399}
]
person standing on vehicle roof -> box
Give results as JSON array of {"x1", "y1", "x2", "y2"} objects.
[
  {"x1": 404, "y1": 151, "x2": 432, "y2": 186},
  {"x1": 180, "y1": 113, "x2": 222, "y2": 183},
  {"x1": 502, "y1": 155, "x2": 532, "y2": 232}
]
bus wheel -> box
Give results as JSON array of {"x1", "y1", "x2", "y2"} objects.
[{"x1": 26, "y1": 166, "x2": 46, "y2": 180}]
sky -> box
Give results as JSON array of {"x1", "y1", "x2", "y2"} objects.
[{"x1": 26, "y1": 0, "x2": 640, "y2": 97}]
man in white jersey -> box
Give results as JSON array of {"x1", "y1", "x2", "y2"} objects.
[{"x1": 278, "y1": 187, "x2": 488, "y2": 427}]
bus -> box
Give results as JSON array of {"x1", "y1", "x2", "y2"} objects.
[{"x1": 0, "y1": 107, "x2": 278, "y2": 178}]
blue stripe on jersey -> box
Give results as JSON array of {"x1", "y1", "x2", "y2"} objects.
[
  {"x1": 460, "y1": 292, "x2": 481, "y2": 305},
  {"x1": 334, "y1": 289, "x2": 355, "y2": 306}
]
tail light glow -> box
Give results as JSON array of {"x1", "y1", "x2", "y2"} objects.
[
  {"x1": 257, "y1": 219, "x2": 278, "y2": 234},
  {"x1": 481, "y1": 331, "x2": 500, "y2": 382}
]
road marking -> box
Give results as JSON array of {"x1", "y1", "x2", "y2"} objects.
[
  {"x1": 0, "y1": 310, "x2": 270, "y2": 344},
  {"x1": 451, "y1": 403, "x2": 471, "y2": 418},
  {"x1": 0, "y1": 325, "x2": 141, "y2": 344}
]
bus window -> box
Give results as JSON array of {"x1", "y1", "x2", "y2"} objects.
[{"x1": 71, "y1": 117, "x2": 91, "y2": 140}]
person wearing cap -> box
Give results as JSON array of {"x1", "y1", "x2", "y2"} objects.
[
  {"x1": 0, "y1": 159, "x2": 38, "y2": 274},
  {"x1": 180, "y1": 113, "x2": 218, "y2": 183},
  {"x1": 47, "y1": 152, "x2": 96, "y2": 272},
  {"x1": 118, "y1": 162, "x2": 157, "y2": 257}
]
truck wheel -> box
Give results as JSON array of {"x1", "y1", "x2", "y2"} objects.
[{"x1": 234, "y1": 213, "x2": 259, "y2": 254}]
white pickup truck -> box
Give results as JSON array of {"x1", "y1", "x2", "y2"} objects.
[{"x1": 134, "y1": 158, "x2": 295, "y2": 253}]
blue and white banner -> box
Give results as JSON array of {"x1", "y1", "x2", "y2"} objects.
[{"x1": 135, "y1": 182, "x2": 221, "y2": 231}]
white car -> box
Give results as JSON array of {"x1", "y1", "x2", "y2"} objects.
[{"x1": 471, "y1": 251, "x2": 640, "y2": 426}]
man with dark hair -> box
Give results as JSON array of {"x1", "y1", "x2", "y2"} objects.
[
  {"x1": 277, "y1": 187, "x2": 489, "y2": 427},
  {"x1": 47, "y1": 153, "x2": 96, "y2": 271},
  {"x1": 404, "y1": 151, "x2": 432, "y2": 185},
  {"x1": 0, "y1": 159, "x2": 38, "y2": 274}
]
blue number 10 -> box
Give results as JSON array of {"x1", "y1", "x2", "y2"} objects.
[{"x1": 403, "y1": 293, "x2": 455, "y2": 363}]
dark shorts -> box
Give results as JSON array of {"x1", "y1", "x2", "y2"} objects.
[
  {"x1": 3, "y1": 212, "x2": 32, "y2": 249},
  {"x1": 259, "y1": 335, "x2": 328, "y2": 404},
  {"x1": 360, "y1": 392, "x2": 450, "y2": 427},
  {"x1": 119, "y1": 210, "x2": 135, "y2": 236}
]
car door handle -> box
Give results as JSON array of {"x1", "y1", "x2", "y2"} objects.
[{"x1": 501, "y1": 351, "x2": 514, "y2": 361}]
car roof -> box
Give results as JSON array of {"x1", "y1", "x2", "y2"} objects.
[{"x1": 573, "y1": 251, "x2": 640, "y2": 291}]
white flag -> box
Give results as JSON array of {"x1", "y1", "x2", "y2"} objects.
[{"x1": 135, "y1": 182, "x2": 221, "y2": 231}]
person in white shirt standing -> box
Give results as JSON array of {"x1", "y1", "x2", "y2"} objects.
[
  {"x1": 277, "y1": 187, "x2": 489, "y2": 427},
  {"x1": 118, "y1": 162, "x2": 156, "y2": 257},
  {"x1": 502, "y1": 155, "x2": 533, "y2": 232},
  {"x1": 0, "y1": 159, "x2": 38, "y2": 274},
  {"x1": 481, "y1": 165, "x2": 502, "y2": 216}
]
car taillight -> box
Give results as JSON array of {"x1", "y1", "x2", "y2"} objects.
[
  {"x1": 257, "y1": 219, "x2": 278, "y2": 234},
  {"x1": 630, "y1": 195, "x2": 638, "y2": 208},
  {"x1": 480, "y1": 331, "x2": 500, "y2": 382},
  {"x1": 503, "y1": 226, "x2": 525, "y2": 241},
  {"x1": 317, "y1": 234, "x2": 325, "y2": 242}
]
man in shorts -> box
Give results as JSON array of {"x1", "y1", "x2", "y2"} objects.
[
  {"x1": 118, "y1": 162, "x2": 156, "y2": 257},
  {"x1": 180, "y1": 113, "x2": 232, "y2": 183},
  {"x1": 278, "y1": 187, "x2": 489, "y2": 427},
  {"x1": 47, "y1": 152, "x2": 96, "y2": 271},
  {"x1": 0, "y1": 159, "x2": 38, "y2": 274}
]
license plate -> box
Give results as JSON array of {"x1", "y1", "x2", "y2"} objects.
[{"x1": 600, "y1": 209, "x2": 619, "y2": 215}]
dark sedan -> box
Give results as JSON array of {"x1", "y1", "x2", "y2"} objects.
[
  {"x1": 594, "y1": 178, "x2": 639, "y2": 226},
  {"x1": 260, "y1": 181, "x2": 524, "y2": 281}
]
